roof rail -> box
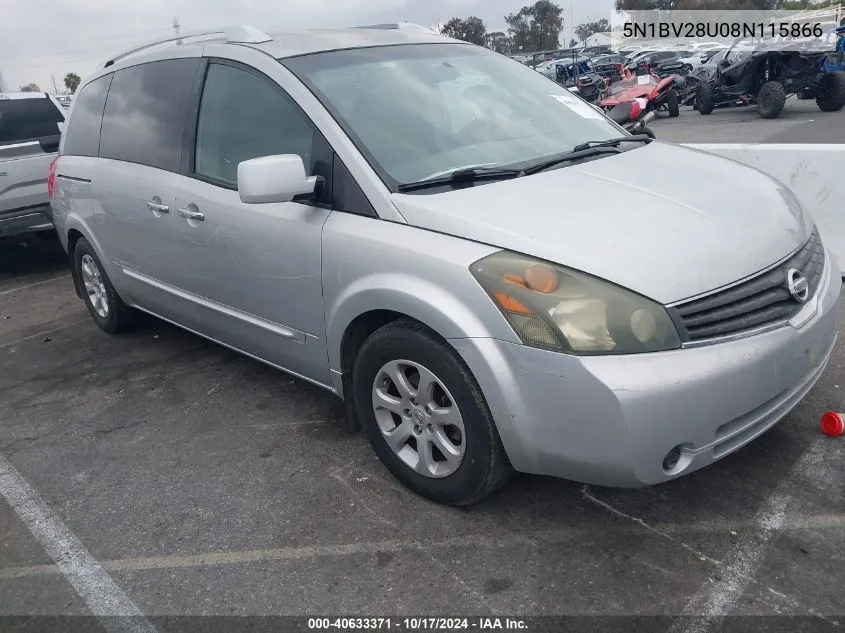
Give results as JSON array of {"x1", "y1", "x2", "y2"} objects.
[
  {"x1": 103, "y1": 25, "x2": 272, "y2": 68},
  {"x1": 354, "y1": 22, "x2": 433, "y2": 32}
]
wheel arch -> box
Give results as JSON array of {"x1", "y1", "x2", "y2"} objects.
[
  {"x1": 65, "y1": 221, "x2": 114, "y2": 302},
  {"x1": 326, "y1": 276, "x2": 519, "y2": 430}
]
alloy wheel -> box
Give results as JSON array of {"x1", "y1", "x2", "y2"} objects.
[
  {"x1": 80, "y1": 254, "x2": 109, "y2": 319},
  {"x1": 371, "y1": 359, "x2": 466, "y2": 478}
]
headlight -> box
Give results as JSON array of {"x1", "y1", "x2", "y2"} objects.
[{"x1": 470, "y1": 252, "x2": 681, "y2": 355}]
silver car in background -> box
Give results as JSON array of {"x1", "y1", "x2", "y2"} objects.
[
  {"x1": 1, "y1": 92, "x2": 65, "y2": 238},
  {"x1": 50, "y1": 24, "x2": 840, "y2": 505}
]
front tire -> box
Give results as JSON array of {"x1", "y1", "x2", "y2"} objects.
[
  {"x1": 667, "y1": 89, "x2": 680, "y2": 117},
  {"x1": 352, "y1": 320, "x2": 512, "y2": 506},
  {"x1": 697, "y1": 83, "x2": 716, "y2": 115},
  {"x1": 816, "y1": 71, "x2": 845, "y2": 112},
  {"x1": 73, "y1": 237, "x2": 138, "y2": 334},
  {"x1": 757, "y1": 81, "x2": 786, "y2": 119}
]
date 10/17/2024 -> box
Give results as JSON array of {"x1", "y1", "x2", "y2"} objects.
[{"x1": 307, "y1": 617, "x2": 529, "y2": 630}]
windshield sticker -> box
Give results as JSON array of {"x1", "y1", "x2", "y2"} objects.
[{"x1": 551, "y1": 95, "x2": 605, "y2": 120}]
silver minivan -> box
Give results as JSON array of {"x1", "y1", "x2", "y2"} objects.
[{"x1": 51, "y1": 24, "x2": 840, "y2": 505}]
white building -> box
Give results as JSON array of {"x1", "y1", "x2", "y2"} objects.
[{"x1": 582, "y1": 32, "x2": 612, "y2": 48}]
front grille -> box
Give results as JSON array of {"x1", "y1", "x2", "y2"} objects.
[{"x1": 670, "y1": 228, "x2": 825, "y2": 343}]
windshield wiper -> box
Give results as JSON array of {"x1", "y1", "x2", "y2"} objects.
[
  {"x1": 397, "y1": 167, "x2": 524, "y2": 193},
  {"x1": 522, "y1": 146, "x2": 621, "y2": 175},
  {"x1": 571, "y1": 135, "x2": 653, "y2": 153},
  {"x1": 522, "y1": 136, "x2": 652, "y2": 176}
]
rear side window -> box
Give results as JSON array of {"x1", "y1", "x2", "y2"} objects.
[
  {"x1": 99, "y1": 58, "x2": 200, "y2": 172},
  {"x1": 62, "y1": 74, "x2": 112, "y2": 157},
  {"x1": 193, "y1": 62, "x2": 315, "y2": 187},
  {"x1": 0, "y1": 96, "x2": 64, "y2": 146}
]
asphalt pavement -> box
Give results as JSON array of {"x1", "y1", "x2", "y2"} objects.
[
  {"x1": 652, "y1": 99, "x2": 845, "y2": 144},
  {"x1": 1, "y1": 114, "x2": 845, "y2": 633}
]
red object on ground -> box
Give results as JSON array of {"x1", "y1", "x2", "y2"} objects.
[
  {"x1": 820, "y1": 411, "x2": 845, "y2": 437},
  {"x1": 598, "y1": 74, "x2": 675, "y2": 108}
]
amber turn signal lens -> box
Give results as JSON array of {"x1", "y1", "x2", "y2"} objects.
[
  {"x1": 525, "y1": 265, "x2": 559, "y2": 293},
  {"x1": 494, "y1": 292, "x2": 532, "y2": 315},
  {"x1": 503, "y1": 273, "x2": 526, "y2": 288}
]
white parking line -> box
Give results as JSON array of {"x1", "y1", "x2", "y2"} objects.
[
  {"x1": 0, "y1": 453, "x2": 156, "y2": 633},
  {"x1": 667, "y1": 438, "x2": 835, "y2": 632},
  {"x1": 1, "y1": 511, "x2": 843, "y2": 582},
  {"x1": 0, "y1": 274, "x2": 72, "y2": 296}
]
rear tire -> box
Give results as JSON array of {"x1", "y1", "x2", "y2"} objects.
[
  {"x1": 352, "y1": 320, "x2": 512, "y2": 506},
  {"x1": 757, "y1": 81, "x2": 786, "y2": 119},
  {"x1": 73, "y1": 237, "x2": 138, "y2": 334},
  {"x1": 816, "y1": 71, "x2": 845, "y2": 112},
  {"x1": 697, "y1": 84, "x2": 716, "y2": 115},
  {"x1": 667, "y1": 89, "x2": 680, "y2": 117}
]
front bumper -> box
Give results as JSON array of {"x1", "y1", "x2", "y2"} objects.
[
  {"x1": 452, "y1": 251, "x2": 841, "y2": 488},
  {"x1": 0, "y1": 204, "x2": 54, "y2": 238}
]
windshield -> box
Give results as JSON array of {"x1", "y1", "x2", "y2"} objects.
[{"x1": 282, "y1": 44, "x2": 621, "y2": 189}]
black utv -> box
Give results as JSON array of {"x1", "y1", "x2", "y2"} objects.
[{"x1": 696, "y1": 44, "x2": 845, "y2": 119}]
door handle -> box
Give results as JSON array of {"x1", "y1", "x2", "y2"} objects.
[
  {"x1": 177, "y1": 208, "x2": 205, "y2": 222},
  {"x1": 146, "y1": 201, "x2": 170, "y2": 214}
]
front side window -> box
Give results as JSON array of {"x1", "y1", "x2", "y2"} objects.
[
  {"x1": 283, "y1": 44, "x2": 622, "y2": 189},
  {"x1": 194, "y1": 63, "x2": 315, "y2": 187}
]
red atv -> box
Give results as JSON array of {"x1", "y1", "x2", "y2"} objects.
[{"x1": 599, "y1": 69, "x2": 681, "y2": 119}]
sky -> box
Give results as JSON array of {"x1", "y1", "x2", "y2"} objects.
[{"x1": 0, "y1": 0, "x2": 615, "y2": 93}]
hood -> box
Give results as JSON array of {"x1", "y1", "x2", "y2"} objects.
[{"x1": 390, "y1": 142, "x2": 811, "y2": 304}]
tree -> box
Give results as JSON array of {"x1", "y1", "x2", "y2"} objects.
[
  {"x1": 505, "y1": 11, "x2": 534, "y2": 51},
  {"x1": 19, "y1": 83, "x2": 40, "y2": 92},
  {"x1": 569, "y1": 38, "x2": 578, "y2": 47},
  {"x1": 441, "y1": 16, "x2": 487, "y2": 46},
  {"x1": 64, "y1": 72, "x2": 81, "y2": 94},
  {"x1": 506, "y1": 1, "x2": 565, "y2": 52},
  {"x1": 485, "y1": 31, "x2": 512, "y2": 54},
  {"x1": 528, "y1": 1, "x2": 565, "y2": 51},
  {"x1": 575, "y1": 18, "x2": 610, "y2": 43}
]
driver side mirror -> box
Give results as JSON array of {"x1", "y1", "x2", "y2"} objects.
[{"x1": 237, "y1": 154, "x2": 320, "y2": 205}]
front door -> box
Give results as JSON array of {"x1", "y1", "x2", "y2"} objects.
[{"x1": 167, "y1": 61, "x2": 333, "y2": 386}]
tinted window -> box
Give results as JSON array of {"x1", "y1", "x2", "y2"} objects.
[
  {"x1": 99, "y1": 58, "x2": 199, "y2": 172},
  {"x1": 194, "y1": 63, "x2": 315, "y2": 187},
  {"x1": 62, "y1": 74, "x2": 111, "y2": 157},
  {"x1": 0, "y1": 96, "x2": 64, "y2": 146}
]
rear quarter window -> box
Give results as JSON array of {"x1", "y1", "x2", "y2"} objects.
[
  {"x1": 62, "y1": 74, "x2": 112, "y2": 157},
  {"x1": 99, "y1": 58, "x2": 200, "y2": 172},
  {"x1": 0, "y1": 96, "x2": 64, "y2": 146}
]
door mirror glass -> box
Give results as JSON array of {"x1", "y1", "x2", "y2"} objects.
[{"x1": 238, "y1": 154, "x2": 318, "y2": 204}]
